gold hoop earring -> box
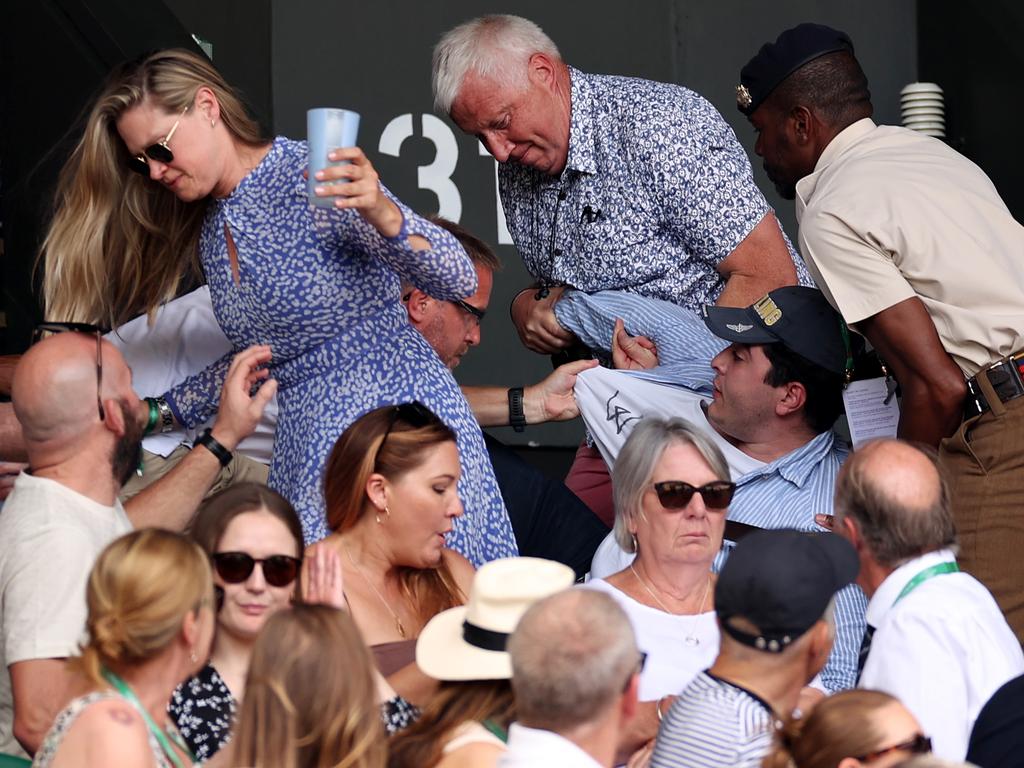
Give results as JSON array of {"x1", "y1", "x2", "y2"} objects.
[
  {"x1": 375, "y1": 505, "x2": 391, "y2": 525},
  {"x1": 631, "y1": 533, "x2": 638, "y2": 553}
]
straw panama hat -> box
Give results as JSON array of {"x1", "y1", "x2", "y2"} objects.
[{"x1": 416, "y1": 557, "x2": 575, "y2": 681}]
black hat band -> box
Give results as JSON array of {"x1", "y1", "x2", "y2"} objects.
[{"x1": 462, "y1": 620, "x2": 509, "y2": 652}]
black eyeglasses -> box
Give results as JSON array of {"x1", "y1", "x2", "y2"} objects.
[
  {"x1": 622, "y1": 651, "x2": 648, "y2": 692},
  {"x1": 32, "y1": 322, "x2": 106, "y2": 421},
  {"x1": 449, "y1": 298, "x2": 486, "y2": 325},
  {"x1": 211, "y1": 552, "x2": 302, "y2": 588},
  {"x1": 854, "y1": 734, "x2": 932, "y2": 763},
  {"x1": 652, "y1": 480, "x2": 736, "y2": 510},
  {"x1": 128, "y1": 104, "x2": 189, "y2": 176}
]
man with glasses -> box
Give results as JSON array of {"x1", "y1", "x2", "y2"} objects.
[
  {"x1": 402, "y1": 216, "x2": 608, "y2": 579},
  {"x1": 0, "y1": 332, "x2": 273, "y2": 757}
]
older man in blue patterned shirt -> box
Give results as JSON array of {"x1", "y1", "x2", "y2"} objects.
[{"x1": 433, "y1": 14, "x2": 811, "y2": 357}]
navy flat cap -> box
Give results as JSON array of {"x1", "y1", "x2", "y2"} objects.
[{"x1": 737, "y1": 23, "x2": 854, "y2": 116}]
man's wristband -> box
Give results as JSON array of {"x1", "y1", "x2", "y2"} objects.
[
  {"x1": 508, "y1": 387, "x2": 527, "y2": 433},
  {"x1": 153, "y1": 396, "x2": 175, "y2": 434},
  {"x1": 195, "y1": 428, "x2": 233, "y2": 468},
  {"x1": 143, "y1": 398, "x2": 159, "y2": 436}
]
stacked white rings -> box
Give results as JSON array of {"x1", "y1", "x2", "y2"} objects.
[{"x1": 901, "y1": 82, "x2": 945, "y2": 138}]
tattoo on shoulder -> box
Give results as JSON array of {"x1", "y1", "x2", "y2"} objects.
[{"x1": 107, "y1": 707, "x2": 136, "y2": 726}]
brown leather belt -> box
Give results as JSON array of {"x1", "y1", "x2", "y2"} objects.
[{"x1": 964, "y1": 352, "x2": 1024, "y2": 419}]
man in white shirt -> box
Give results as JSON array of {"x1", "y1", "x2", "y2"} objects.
[
  {"x1": 0, "y1": 331, "x2": 273, "y2": 757},
  {"x1": 738, "y1": 23, "x2": 1024, "y2": 642},
  {"x1": 500, "y1": 589, "x2": 640, "y2": 767},
  {"x1": 833, "y1": 439, "x2": 1024, "y2": 760}
]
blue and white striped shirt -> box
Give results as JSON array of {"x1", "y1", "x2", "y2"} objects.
[
  {"x1": 651, "y1": 671, "x2": 775, "y2": 768},
  {"x1": 563, "y1": 290, "x2": 867, "y2": 693}
]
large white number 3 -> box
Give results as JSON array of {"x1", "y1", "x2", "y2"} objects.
[{"x1": 378, "y1": 113, "x2": 461, "y2": 221}]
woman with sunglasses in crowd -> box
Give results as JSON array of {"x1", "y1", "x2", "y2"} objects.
[
  {"x1": 318, "y1": 403, "x2": 475, "y2": 707},
  {"x1": 38, "y1": 48, "x2": 515, "y2": 566},
  {"x1": 582, "y1": 417, "x2": 732, "y2": 762},
  {"x1": 764, "y1": 689, "x2": 933, "y2": 768},
  {"x1": 33, "y1": 528, "x2": 214, "y2": 768},
  {"x1": 167, "y1": 483, "x2": 304, "y2": 761}
]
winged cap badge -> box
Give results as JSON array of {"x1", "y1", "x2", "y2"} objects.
[
  {"x1": 736, "y1": 84, "x2": 752, "y2": 109},
  {"x1": 726, "y1": 322, "x2": 753, "y2": 333}
]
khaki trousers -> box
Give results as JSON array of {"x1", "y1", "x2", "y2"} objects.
[
  {"x1": 939, "y1": 389, "x2": 1024, "y2": 644},
  {"x1": 119, "y1": 444, "x2": 270, "y2": 503}
]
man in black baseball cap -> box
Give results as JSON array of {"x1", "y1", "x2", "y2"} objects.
[{"x1": 651, "y1": 529, "x2": 857, "y2": 768}]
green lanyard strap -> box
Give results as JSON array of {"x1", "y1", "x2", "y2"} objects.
[
  {"x1": 102, "y1": 668, "x2": 195, "y2": 768},
  {"x1": 894, "y1": 561, "x2": 959, "y2": 605}
]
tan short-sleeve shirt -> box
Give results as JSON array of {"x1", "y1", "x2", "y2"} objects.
[{"x1": 795, "y1": 118, "x2": 1024, "y2": 378}]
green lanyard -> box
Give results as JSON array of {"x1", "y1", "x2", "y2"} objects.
[
  {"x1": 101, "y1": 667, "x2": 195, "y2": 768},
  {"x1": 894, "y1": 561, "x2": 959, "y2": 605},
  {"x1": 482, "y1": 718, "x2": 509, "y2": 744}
]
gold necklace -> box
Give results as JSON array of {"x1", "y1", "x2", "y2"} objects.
[
  {"x1": 630, "y1": 563, "x2": 710, "y2": 647},
  {"x1": 341, "y1": 542, "x2": 407, "y2": 639}
]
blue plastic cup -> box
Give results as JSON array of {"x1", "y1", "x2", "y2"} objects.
[{"x1": 307, "y1": 108, "x2": 360, "y2": 208}]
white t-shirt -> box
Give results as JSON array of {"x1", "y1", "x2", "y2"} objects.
[
  {"x1": 581, "y1": 579, "x2": 718, "y2": 701},
  {"x1": 0, "y1": 473, "x2": 133, "y2": 757},
  {"x1": 108, "y1": 285, "x2": 278, "y2": 463}
]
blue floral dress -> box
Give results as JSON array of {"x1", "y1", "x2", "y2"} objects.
[{"x1": 163, "y1": 137, "x2": 516, "y2": 566}]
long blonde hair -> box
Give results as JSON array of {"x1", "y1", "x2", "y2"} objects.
[
  {"x1": 41, "y1": 48, "x2": 267, "y2": 327},
  {"x1": 75, "y1": 528, "x2": 212, "y2": 686},
  {"x1": 232, "y1": 605, "x2": 387, "y2": 768}
]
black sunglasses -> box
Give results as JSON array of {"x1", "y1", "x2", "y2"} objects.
[
  {"x1": 377, "y1": 401, "x2": 441, "y2": 453},
  {"x1": 32, "y1": 322, "x2": 106, "y2": 421},
  {"x1": 854, "y1": 734, "x2": 932, "y2": 763},
  {"x1": 652, "y1": 480, "x2": 736, "y2": 510},
  {"x1": 212, "y1": 552, "x2": 302, "y2": 588},
  {"x1": 128, "y1": 104, "x2": 189, "y2": 176},
  {"x1": 449, "y1": 298, "x2": 486, "y2": 324}
]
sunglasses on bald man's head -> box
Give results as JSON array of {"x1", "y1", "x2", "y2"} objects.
[
  {"x1": 32, "y1": 322, "x2": 106, "y2": 421},
  {"x1": 128, "y1": 104, "x2": 189, "y2": 176},
  {"x1": 652, "y1": 480, "x2": 736, "y2": 510}
]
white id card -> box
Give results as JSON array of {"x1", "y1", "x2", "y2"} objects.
[{"x1": 843, "y1": 377, "x2": 900, "y2": 448}]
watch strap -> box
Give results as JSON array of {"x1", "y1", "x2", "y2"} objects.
[
  {"x1": 508, "y1": 387, "x2": 526, "y2": 433},
  {"x1": 195, "y1": 428, "x2": 233, "y2": 467}
]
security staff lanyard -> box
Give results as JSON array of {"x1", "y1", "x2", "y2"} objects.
[
  {"x1": 101, "y1": 667, "x2": 195, "y2": 768},
  {"x1": 893, "y1": 561, "x2": 960, "y2": 606}
]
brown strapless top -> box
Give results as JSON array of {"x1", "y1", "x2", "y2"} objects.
[{"x1": 372, "y1": 639, "x2": 418, "y2": 677}]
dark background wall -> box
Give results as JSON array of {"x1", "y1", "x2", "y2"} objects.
[{"x1": 2, "y1": 1, "x2": 1021, "y2": 451}]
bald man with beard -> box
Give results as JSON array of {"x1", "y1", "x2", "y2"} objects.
[{"x1": 0, "y1": 332, "x2": 273, "y2": 758}]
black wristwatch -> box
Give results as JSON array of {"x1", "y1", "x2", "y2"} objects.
[
  {"x1": 195, "y1": 428, "x2": 233, "y2": 467},
  {"x1": 508, "y1": 387, "x2": 527, "y2": 433}
]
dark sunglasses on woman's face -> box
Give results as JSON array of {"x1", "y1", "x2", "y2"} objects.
[
  {"x1": 128, "y1": 104, "x2": 189, "y2": 176},
  {"x1": 211, "y1": 552, "x2": 301, "y2": 588},
  {"x1": 653, "y1": 480, "x2": 736, "y2": 510},
  {"x1": 854, "y1": 734, "x2": 932, "y2": 763}
]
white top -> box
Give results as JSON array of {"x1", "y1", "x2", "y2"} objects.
[
  {"x1": 498, "y1": 723, "x2": 604, "y2": 768},
  {"x1": 0, "y1": 473, "x2": 133, "y2": 757},
  {"x1": 859, "y1": 549, "x2": 1024, "y2": 760},
  {"x1": 795, "y1": 118, "x2": 1024, "y2": 377},
  {"x1": 442, "y1": 720, "x2": 506, "y2": 754},
  {"x1": 581, "y1": 579, "x2": 718, "y2": 700},
  {"x1": 107, "y1": 285, "x2": 278, "y2": 462}
]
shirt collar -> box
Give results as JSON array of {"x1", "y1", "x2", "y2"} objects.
[
  {"x1": 865, "y1": 548, "x2": 958, "y2": 627},
  {"x1": 795, "y1": 118, "x2": 876, "y2": 221},
  {"x1": 505, "y1": 723, "x2": 604, "y2": 767},
  {"x1": 564, "y1": 67, "x2": 599, "y2": 176},
  {"x1": 737, "y1": 429, "x2": 839, "y2": 488}
]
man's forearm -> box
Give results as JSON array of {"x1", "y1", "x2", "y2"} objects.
[
  {"x1": 0, "y1": 355, "x2": 21, "y2": 397},
  {"x1": 124, "y1": 441, "x2": 224, "y2": 530},
  {"x1": 897, "y1": 380, "x2": 965, "y2": 447},
  {"x1": 0, "y1": 402, "x2": 28, "y2": 461},
  {"x1": 462, "y1": 385, "x2": 548, "y2": 428}
]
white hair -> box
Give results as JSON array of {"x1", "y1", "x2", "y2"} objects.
[{"x1": 432, "y1": 14, "x2": 561, "y2": 114}]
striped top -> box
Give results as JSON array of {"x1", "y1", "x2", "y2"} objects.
[{"x1": 650, "y1": 672, "x2": 775, "y2": 768}]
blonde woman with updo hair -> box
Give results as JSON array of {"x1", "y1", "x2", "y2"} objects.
[
  {"x1": 39, "y1": 47, "x2": 513, "y2": 561},
  {"x1": 229, "y1": 604, "x2": 386, "y2": 768},
  {"x1": 764, "y1": 690, "x2": 933, "y2": 768},
  {"x1": 317, "y1": 402, "x2": 475, "y2": 706},
  {"x1": 33, "y1": 529, "x2": 214, "y2": 768}
]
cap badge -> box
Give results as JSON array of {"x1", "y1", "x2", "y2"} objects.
[
  {"x1": 753, "y1": 296, "x2": 783, "y2": 326},
  {"x1": 726, "y1": 322, "x2": 754, "y2": 333},
  {"x1": 736, "y1": 84, "x2": 752, "y2": 109}
]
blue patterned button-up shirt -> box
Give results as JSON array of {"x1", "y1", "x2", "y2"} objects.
[{"x1": 498, "y1": 68, "x2": 810, "y2": 310}]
